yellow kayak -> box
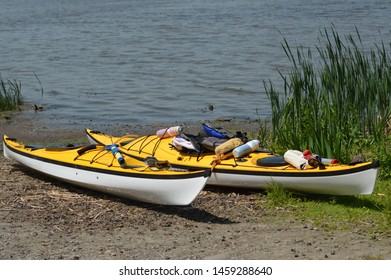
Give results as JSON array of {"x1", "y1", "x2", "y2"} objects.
[
  {"x1": 3, "y1": 135, "x2": 210, "y2": 205},
  {"x1": 85, "y1": 128, "x2": 380, "y2": 195}
]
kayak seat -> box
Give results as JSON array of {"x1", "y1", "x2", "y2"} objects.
[{"x1": 256, "y1": 156, "x2": 289, "y2": 167}]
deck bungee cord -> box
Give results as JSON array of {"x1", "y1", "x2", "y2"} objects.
[{"x1": 74, "y1": 140, "x2": 197, "y2": 173}]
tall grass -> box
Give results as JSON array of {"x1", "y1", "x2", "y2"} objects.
[
  {"x1": 0, "y1": 75, "x2": 23, "y2": 111},
  {"x1": 263, "y1": 26, "x2": 391, "y2": 178}
]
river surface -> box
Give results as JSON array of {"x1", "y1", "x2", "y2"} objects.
[{"x1": 1, "y1": 0, "x2": 391, "y2": 129}]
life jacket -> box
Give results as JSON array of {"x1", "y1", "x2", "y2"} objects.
[{"x1": 171, "y1": 123, "x2": 248, "y2": 155}]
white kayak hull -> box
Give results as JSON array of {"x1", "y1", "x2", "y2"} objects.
[
  {"x1": 3, "y1": 139, "x2": 209, "y2": 206},
  {"x1": 206, "y1": 167, "x2": 378, "y2": 195}
]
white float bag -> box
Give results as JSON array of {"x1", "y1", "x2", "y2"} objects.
[{"x1": 283, "y1": 150, "x2": 309, "y2": 170}]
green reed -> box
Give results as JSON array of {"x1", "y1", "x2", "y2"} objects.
[
  {"x1": 263, "y1": 26, "x2": 391, "y2": 175},
  {"x1": 0, "y1": 75, "x2": 23, "y2": 111}
]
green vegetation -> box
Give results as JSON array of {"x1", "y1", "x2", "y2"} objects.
[
  {"x1": 262, "y1": 25, "x2": 391, "y2": 179},
  {"x1": 0, "y1": 75, "x2": 23, "y2": 111},
  {"x1": 265, "y1": 180, "x2": 391, "y2": 234},
  {"x1": 259, "y1": 26, "x2": 391, "y2": 234}
]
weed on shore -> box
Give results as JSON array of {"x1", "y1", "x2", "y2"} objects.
[
  {"x1": 262, "y1": 25, "x2": 391, "y2": 179},
  {"x1": 0, "y1": 75, "x2": 23, "y2": 112}
]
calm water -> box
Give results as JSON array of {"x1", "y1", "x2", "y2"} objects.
[{"x1": 1, "y1": 0, "x2": 391, "y2": 129}]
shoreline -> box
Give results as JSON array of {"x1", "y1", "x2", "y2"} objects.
[{"x1": 0, "y1": 105, "x2": 262, "y2": 144}]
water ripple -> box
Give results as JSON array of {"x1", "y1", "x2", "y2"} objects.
[{"x1": 1, "y1": 0, "x2": 390, "y2": 128}]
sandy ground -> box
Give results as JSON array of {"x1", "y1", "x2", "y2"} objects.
[{"x1": 1, "y1": 110, "x2": 391, "y2": 260}]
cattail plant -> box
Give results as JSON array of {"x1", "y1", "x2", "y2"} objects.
[{"x1": 264, "y1": 26, "x2": 391, "y2": 171}]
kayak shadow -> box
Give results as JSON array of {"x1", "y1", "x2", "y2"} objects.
[
  {"x1": 134, "y1": 204, "x2": 238, "y2": 225},
  {"x1": 297, "y1": 193, "x2": 382, "y2": 211}
]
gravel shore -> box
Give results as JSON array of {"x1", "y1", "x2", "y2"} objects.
[{"x1": 1, "y1": 111, "x2": 390, "y2": 260}]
